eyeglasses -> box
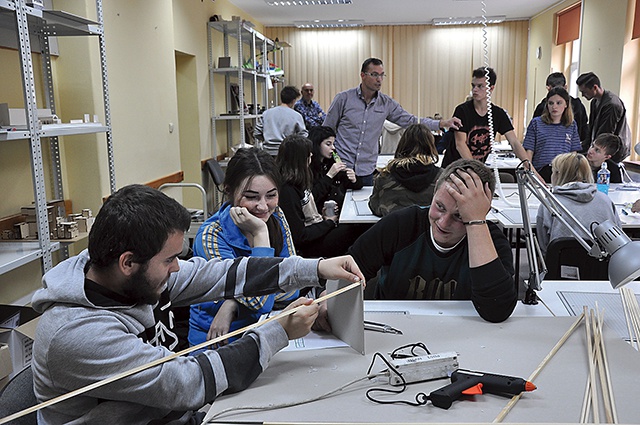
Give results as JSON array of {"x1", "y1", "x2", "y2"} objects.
[{"x1": 364, "y1": 72, "x2": 386, "y2": 79}]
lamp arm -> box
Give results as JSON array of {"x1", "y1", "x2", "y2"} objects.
[
  {"x1": 515, "y1": 168, "x2": 606, "y2": 259},
  {"x1": 516, "y1": 164, "x2": 640, "y2": 290},
  {"x1": 517, "y1": 170, "x2": 546, "y2": 292}
]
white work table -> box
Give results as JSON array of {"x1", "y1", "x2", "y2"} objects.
[
  {"x1": 340, "y1": 186, "x2": 378, "y2": 224},
  {"x1": 491, "y1": 183, "x2": 640, "y2": 229},
  {"x1": 205, "y1": 281, "x2": 640, "y2": 424}
]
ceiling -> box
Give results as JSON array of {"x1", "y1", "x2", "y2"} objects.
[{"x1": 227, "y1": 0, "x2": 568, "y2": 27}]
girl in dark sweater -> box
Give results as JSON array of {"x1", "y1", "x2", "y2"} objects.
[
  {"x1": 309, "y1": 126, "x2": 363, "y2": 211},
  {"x1": 277, "y1": 135, "x2": 365, "y2": 257}
]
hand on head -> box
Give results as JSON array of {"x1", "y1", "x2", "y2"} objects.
[{"x1": 444, "y1": 169, "x2": 492, "y2": 223}]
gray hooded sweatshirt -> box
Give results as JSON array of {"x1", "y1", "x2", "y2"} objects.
[
  {"x1": 31, "y1": 250, "x2": 322, "y2": 424},
  {"x1": 536, "y1": 182, "x2": 622, "y2": 256}
]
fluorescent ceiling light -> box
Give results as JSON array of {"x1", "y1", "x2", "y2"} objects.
[
  {"x1": 295, "y1": 19, "x2": 363, "y2": 28},
  {"x1": 265, "y1": 0, "x2": 352, "y2": 5},
  {"x1": 432, "y1": 15, "x2": 506, "y2": 26}
]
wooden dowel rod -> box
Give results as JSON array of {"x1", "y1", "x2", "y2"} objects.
[
  {"x1": 493, "y1": 312, "x2": 585, "y2": 423},
  {"x1": 583, "y1": 308, "x2": 599, "y2": 424},
  {"x1": 596, "y1": 308, "x2": 617, "y2": 424}
]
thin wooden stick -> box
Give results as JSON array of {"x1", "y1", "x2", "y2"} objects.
[
  {"x1": 584, "y1": 307, "x2": 599, "y2": 424},
  {"x1": 592, "y1": 309, "x2": 611, "y2": 423},
  {"x1": 0, "y1": 281, "x2": 362, "y2": 425},
  {"x1": 580, "y1": 378, "x2": 592, "y2": 423},
  {"x1": 627, "y1": 288, "x2": 640, "y2": 348},
  {"x1": 620, "y1": 288, "x2": 636, "y2": 350},
  {"x1": 493, "y1": 312, "x2": 585, "y2": 423},
  {"x1": 579, "y1": 308, "x2": 593, "y2": 423},
  {"x1": 621, "y1": 288, "x2": 640, "y2": 350},
  {"x1": 595, "y1": 308, "x2": 617, "y2": 423}
]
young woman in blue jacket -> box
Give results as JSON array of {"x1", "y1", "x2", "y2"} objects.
[{"x1": 189, "y1": 148, "x2": 299, "y2": 348}]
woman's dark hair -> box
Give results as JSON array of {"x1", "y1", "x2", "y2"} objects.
[
  {"x1": 388, "y1": 124, "x2": 438, "y2": 170},
  {"x1": 308, "y1": 126, "x2": 336, "y2": 178},
  {"x1": 224, "y1": 148, "x2": 283, "y2": 254},
  {"x1": 541, "y1": 86, "x2": 574, "y2": 127},
  {"x1": 88, "y1": 184, "x2": 191, "y2": 270},
  {"x1": 277, "y1": 135, "x2": 313, "y2": 190},
  {"x1": 224, "y1": 148, "x2": 282, "y2": 201}
]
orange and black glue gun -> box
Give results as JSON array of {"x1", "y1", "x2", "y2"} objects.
[{"x1": 429, "y1": 369, "x2": 536, "y2": 409}]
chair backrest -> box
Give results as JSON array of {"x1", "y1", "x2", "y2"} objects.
[
  {"x1": 204, "y1": 159, "x2": 225, "y2": 188},
  {"x1": 0, "y1": 365, "x2": 38, "y2": 425},
  {"x1": 544, "y1": 237, "x2": 609, "y2": 281}
]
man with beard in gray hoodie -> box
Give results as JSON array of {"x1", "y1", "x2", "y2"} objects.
[{"x1": 30, "y1": 184, "x2": 363, "y2": 424}]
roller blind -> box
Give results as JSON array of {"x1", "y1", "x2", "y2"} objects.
[
  {"x1": 556, "y1": 3, "x2": 581, "y2": 45},
  {"x1": 633, "y1": 0, "x2": 640, "y2": 39}
]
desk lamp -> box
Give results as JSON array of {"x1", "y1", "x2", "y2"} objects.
[
  {"x1": 618, "y1": 162, "x2": 640, "y2": 190},
  {"x1": 515, "y1": 163, "x2": 640, "y2": 304}
]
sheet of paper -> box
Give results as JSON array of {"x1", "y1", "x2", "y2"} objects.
[{"x1": 354, "y1": 200, "x2": 373, "y2": 216}]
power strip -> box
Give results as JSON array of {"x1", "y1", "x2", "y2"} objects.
[{"x1": 386, "y1": 351, "x2": 459, "y2": 386}]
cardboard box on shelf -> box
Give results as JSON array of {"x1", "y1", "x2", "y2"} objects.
[
  {"x1": 0, "y1": 343, "x2": 11, "y2": 390},
  {"x1": 13, "y1": 222, "x2": 30, "y2": 239},
  {"x1": 21, "y1": 205, "x2": 54, "y2": 223},
  {"x1": 75, "y1": 216, "x2": 94, "y2": 233},
  {"x1": 0, "y1": 305, "x2": 40, "y2": 381}
]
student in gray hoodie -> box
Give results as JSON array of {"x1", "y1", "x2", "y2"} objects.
[
  {"x1": 536, "y1": 152, "x2": 622, "y2": 257},
  {"x1": 30, "y1": 184, "x2": 363, "y2": 425}
]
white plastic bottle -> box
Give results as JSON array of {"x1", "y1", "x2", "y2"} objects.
[{"x1": 596, "y1": 161, "x2": 610, "y2": 195}]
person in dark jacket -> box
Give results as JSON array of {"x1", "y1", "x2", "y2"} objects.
[
  {"x1": 350, "y1": 159, "x2": 517, "y2": 323},
  {"x1": 532, "y1": 72, "x2": 588, "y2": 150},
  {"x1": 277, "y1": 135, "x2": 365, "y2": 258},
  {"x1": 309, "y1": 126, "x2": 363, "y2": 212},
  {"x1": 586, "y1": 133, "x2": 623, "y2": 183},
  {"x1": 368, "y1": 123, "x2": 443, "y2": 216}
]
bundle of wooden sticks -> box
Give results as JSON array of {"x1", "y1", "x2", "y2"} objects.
[{"x1": 581, "y1": 305, "x2": 616, "y2": 423}]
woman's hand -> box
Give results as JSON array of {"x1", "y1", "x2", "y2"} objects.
[
  {"x1": 344, "y1": 168, "x2": 357, "y2": 183},
  {"x1": 206, "y1": 299, "x2": 239, "y2": 347},
  {"x1": 230, "y1": 206, "x2": 269, "y2": 247},
  {"x1": 327, "y1": 161, "x2": 347, "y2": 179}
]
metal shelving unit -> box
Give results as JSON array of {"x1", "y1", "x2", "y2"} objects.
[
  {"x1": 207, "y1": 19, "x2": 281, "y2": 158},
  {"x1": 0, "y1": 0, "x2": 114, "y2": 276}
]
